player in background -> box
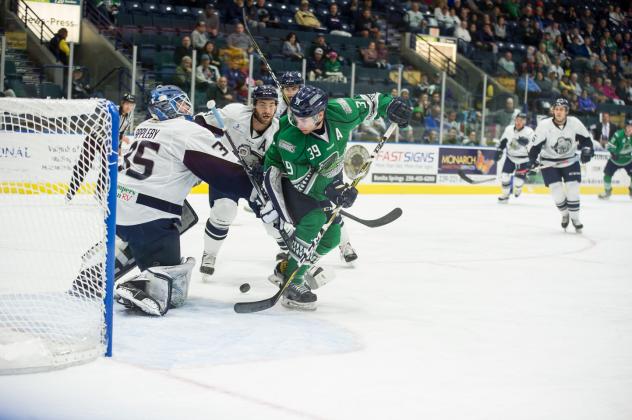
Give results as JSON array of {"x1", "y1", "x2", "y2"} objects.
[
  {"x1": 277, "y1": 71, "x2": 360, "y2": 263},
  {"x1": 195, "y1": 85, "x2": 284, "y2": 279},
  {"x1": 529, "y1": 98, "x2": 594, "y2": 232},
  {"x1": 118, "y1": 93, "x2": 136, "y2": 152},
  {"x1": 262, "y1": 86, "x2": 411, "y2": 310},
  {"x1": 598, "y1": 118, "x2": 632, "y2": 200},
  {"x1": 276, "y1": 71, "x2": 304, "y2": 117},
  {"x1": 494, "y1": 112, "x2": 535, "y2": 203},
  {"x1": 115, "y1": 85, "x2": 255, "y2": 316}
]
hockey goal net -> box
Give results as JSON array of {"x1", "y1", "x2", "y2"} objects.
[{"x1": 0, "y1": 98, "x2": 118, "y2": 374}]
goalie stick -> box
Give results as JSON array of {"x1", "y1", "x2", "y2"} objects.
[{"x1": 234, "y1": 123, "x2": 399, "y2": 313}]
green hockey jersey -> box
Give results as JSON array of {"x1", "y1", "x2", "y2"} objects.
[
  {"x1": 264, "y1": 93, "x2": 394, "y2": 201},
  {"x1": 607, "y1": 129, "x2": 632, "y2": 166}
]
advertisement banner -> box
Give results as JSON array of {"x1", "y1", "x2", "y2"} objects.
[
  {"x1": 344, "y1": 142, "x2": 439, "y2": 184},
  {"x1": 23, "y1": 0, "x2": 82, "y2": 44},
  {"x1": 438, "y1": 146, "x2": 497, "y2": 175},
  {"x1": 0, "y1": 132, "x2": 88, "y2": 183}
]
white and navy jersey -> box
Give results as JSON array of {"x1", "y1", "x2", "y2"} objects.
[
  {"x1": 533, "y1": 116, "x2": 591, "y2": 167},
  {"x1": 500, "y1": 124, "x2": 535, "y2": 164},
  {"x1": 276, "y1": 97, "x2": 289, "y2": 118},
  {"x1": 117, "y1": 117, "x2": 247, "y2": 226},
  {"x1": 198, "y1": 103, "x2": 279, "y2": 169}
]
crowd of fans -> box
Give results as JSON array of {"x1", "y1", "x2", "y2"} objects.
[{"x1": 52, "y1": 0, "x2": 632, "y2": 145}]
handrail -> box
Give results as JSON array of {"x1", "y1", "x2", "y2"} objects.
[
  {"x1": 11, "y1": 0, "x2": 56, "y2": 46},
  {"x1": 411, "y1": 33, "x2": 468, "y2": 82}
]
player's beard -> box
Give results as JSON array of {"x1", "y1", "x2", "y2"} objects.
[{"x1": 253, "y1": 109, "x2": 272, "y2": 126}]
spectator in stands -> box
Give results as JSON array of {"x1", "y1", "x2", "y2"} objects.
[
  {"x1": 376, "y1": 40, "x2": 389, "y2": 67},
  {"x1": 578, "y1": 90, "x2": 596, "y2": 114},
  {"x1": 202, "y1": 41, "x2": 222, "y2": 69},
  {"x1": 462, "y1": 129, "x2": 478, "y2": 145},
  {"x1": 494, "y1": 16, "x2": 507, "y2": 40},
  {"x1": 609, "y1": 5, "x2": 624, "y2": 26},
  {"x1": 498, "y1": 52, "x2": 516, "y2": 76},
  {"x1": 504, "y1": 0, "x2": 520, "y2": 20},
  {"x1": 355, "y1": 9, "x2": 380, "y2": 40},
  {"x1": 253, "y1": 0, "x2": 278, "y2": 28},
  {"x1": 412, "y1": 93, "x2": 430, "y2": 122},
  {"x1": 307, "y1": 47, "x2": 325, "y2": 81},
  {"x1": 602, "y1": 78, "x2": 623, "y2": 103},
  {"x1": 295, "y1": 0, "x2": 322, "y2": 29},
  {"x1": 208, "y1": 76, "x2": 233, "y2": 107},
  {"x1": 174, "y1": 36, "x2": 193, "y2": 65},
  {"x1": 535, "y1": 43, "x2": 552, "y2": 71},
  {"x1": 549, "y1": 56, "x2": 564, "y2": 80},
  {"x1": 569, "y1": 73, "x2": 582, "y2": 97},
  {"x1": 196, "y1": 54, "x2": 220, "y2": 87},
  {"x1": 405, "y1": 2, "x2": 425, "y2": 33},
  {"x1": 244, "y1": 0, "x2": 265, "y2": 29},
  {"x1": 535, "y1": 71, "x2": 550, "y2": 91},
  {"x1": 224, "y1": 0, "x2": 244, "y2": 24},
  {"x1": 477, "y1": 24, "x2": 497, "y2": 51},
  {"x1": 309, "y1": 34, "x2": 329, "y2": 57},
  {"x1": 191, "y1": 21, "x2": 208, "y2": 54},
  {"x1": 517, "y1": 73, "x2": 541, "y2": 95},
  {"x1": 455, "y1": 20, "x2": 472, "y2": 57},
  {"x1": 49, "y1": 28, "x2": 69, "y2": 66},
  {"x1": 559, "y1": 75, "x2": 574, "y2": 93},
  {"x1": 323, "y1": 51, "x2": 346, "y2": 82},
  {"x1": 424, "y1": 105, "x2": 441, "y2": 134},
  {"x1": 544, "y1": 22, "x2": 561, "y2": 40},
  {"x1": 227, "y1": 23, "x2": 253, "y2": 55},
  {"x1": 594, "y1": 112, "x2": 617, "y2": 148},
  {"x1": 326, "y1": 3, "x2": 351, "y2": 37},
  {"x1": 225, "y1": 62, "x2": 247, "y2": 92},
  {"x1": 494, "y1": 97, "x2": 519, "y2": 129},
  {"x1": 174, "y1": 56, "x2": 193, "y2": 90},
  {"x1": 360, "y1": 41, "x2": 386, "y2": 68},
  {"x1": 282, "y1": 32, "x2": 304, "y2": 61},
  {"x1": 71, "y1": 68, "x2": 92, "y2": 99},
  {"x1": 204, "y1": 4, "x2": 220, "y2": 38}
]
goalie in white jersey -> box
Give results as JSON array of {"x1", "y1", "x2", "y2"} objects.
[
  {"x1": 528, "y1": 98, "x2": 594, "y2": 232},
  {"x1": 495, "y1": 112, "x2": 535, "y2": 203},
  {"x1": 115, "y1": 85, "x2": 253, "y2": 316},
  {"x1": 194, "y1": 85, "x2": 285, "y2": 278}
]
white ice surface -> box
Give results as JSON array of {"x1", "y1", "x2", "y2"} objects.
[{"x1": 1, "y1": 193, "x2": 631, "y2": 420}]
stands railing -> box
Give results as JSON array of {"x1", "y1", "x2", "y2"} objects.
[{"x1": 11, "y1": 0, "x2": 55, "y2": 46}]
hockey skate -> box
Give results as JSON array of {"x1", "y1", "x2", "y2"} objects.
[
  {"x1": 513, "y1": 187, "x2": 522, "y2": 198},
  {"x1": 629, "y1": 187, "x2": 632, "y2": 199},
  {"x1": 571, "y1": 218, "x2": 583, "y2": 233},
  {"x1": 497, "y1": 195, "x2": 509, "y2": 204},
  {"x1": 340, "y1": 241, "x2": 358, "y2": 263},
  {"x1": 598, "y1": 188, "x2": 612, "y2": 200},
  {"x1": 281, "y1": 282, "x2": 317, "y2": 311},
  {"x1": 275, "y1": 251, "x2": 288, "y2": 261},
  {"x1": 199, "y1": 252, "x2": 216, "y2": 280},
  {"x1": 561, "y1": 213, "x2": 570, "y2": 231},
  {"x1": 268, "y1": 260, "x2": 333, "y2": 290}
]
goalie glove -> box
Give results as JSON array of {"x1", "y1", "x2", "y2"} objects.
[{"x1": 325, "y1": 178, "x2": 358, "y2": 208}]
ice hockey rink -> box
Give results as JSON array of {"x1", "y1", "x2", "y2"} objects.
[{"x1": 1, "y1": 192, "x2": 631, "y2": 420}]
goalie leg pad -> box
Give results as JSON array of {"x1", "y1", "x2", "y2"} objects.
[
  {"x1": 158, "y1": 257, "x2": 195, "y2": 308},
  {"x1": 264, "y1": 166, "x2": 294, "y2": 224}
]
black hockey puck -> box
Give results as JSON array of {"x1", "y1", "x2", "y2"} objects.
[{"x1": 239, "y1": 283, "x2": 250, "y2": 293}]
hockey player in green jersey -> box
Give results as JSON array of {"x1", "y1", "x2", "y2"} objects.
[
  {"x1": 598, "y1": 118, "x2": 632, "y2": 199},
  {"x1": 260, "y1": 85, "x2": 412, "y2": 310}
]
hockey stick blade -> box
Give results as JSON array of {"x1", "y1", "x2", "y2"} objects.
[
  {"x1": 234, "y1": 292, "x2": 280, "y2": 313},
  {"x1": 457, "y1": 169, "x2": 497, "y2": 184},
  {"x1": 340, "y1": 208, "x2": 402, "y2": 228}
]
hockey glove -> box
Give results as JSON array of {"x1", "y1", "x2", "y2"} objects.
[
  {"x1": 580, "y1": 146, "x2": 594, "y2": 163},
  {"x1": 386, "y1": 97, "x2": 413, "y2": 128},
  {"x1": 325, "y1": 178, "x2": 358, "y2": 208}
]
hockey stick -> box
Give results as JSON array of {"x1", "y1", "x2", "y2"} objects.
[
  {"x1": 457, "y1": 169, "x2": 497, "y2": 184},
  {"x1": 234, "y1": 123, "x2": 398, "y2": 313},
  {"x1": 241, "y1": 8, "x2": 291, "y2": 105},
  {"x1": 339, "y1": 207, "x2": 402, "y2": 228},
  {"x1": 457, "y1": 157, "x2": 578, "y2": 185}
]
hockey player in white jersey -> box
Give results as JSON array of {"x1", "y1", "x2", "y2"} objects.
[
  {"x1": 115, "y1": 85, "x2": 253, "y2": 316},
  {"x1": 494, "y1": 112, "x2": 535, "y2": 203},
  {"x1": 528, "y1": 98, "x2": 594, "y2": 232},
  {"x1": 195, "y1": 85, "x2": 286, "y2": 278}
]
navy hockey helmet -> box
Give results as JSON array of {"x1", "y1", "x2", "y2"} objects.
[
  {"x1": 625, "y1": 118, "x2": 632, "y2": 127},
  {"x1": 252, "y1": 84, "x2": 278, "y2": 104},
  {"x1": 289, "y1": 85, "x2": 328, "y2": 118},
  {"x1": 553, "y1": 97, "x2": 570, "y2": 110},
  {"x1": 279, "y1": 71, "x2": 305, "y2": 87},
  {"x1": 148, "y1": 85, "x2": 192, "y2": 121},
  {"x1": 516, "y1": 112, "x2": 527, "y2": 119}
]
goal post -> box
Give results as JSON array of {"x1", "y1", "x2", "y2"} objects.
[{"x1": 0, "y1": 98, "x2": 119, "y2": 374}]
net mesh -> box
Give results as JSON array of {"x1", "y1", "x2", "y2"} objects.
[{"x1": 0, "y1": 98, "x2": 115, "y2": 374}]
